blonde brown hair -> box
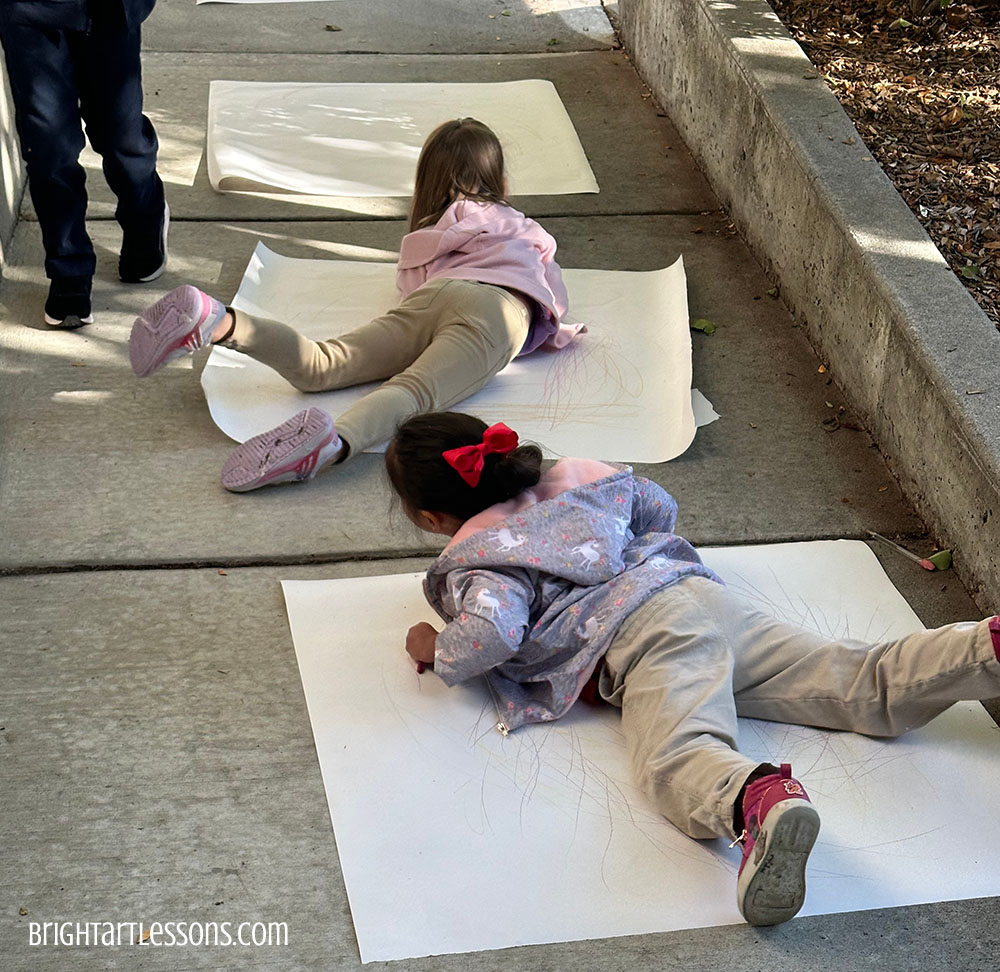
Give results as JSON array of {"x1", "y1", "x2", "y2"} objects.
[{"x1": 408, "y1": 118, "x2": 509, "y2": 232}]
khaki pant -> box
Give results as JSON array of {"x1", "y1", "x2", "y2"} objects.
[
  {"x1": 223, "y1": 277, "x2": 531, "y2": 455},
  {"x1": 599, "y1": 576, "x2": 1000, "y2": 840}
]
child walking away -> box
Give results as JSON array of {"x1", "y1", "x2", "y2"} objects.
[
  {"x1": 386, "y1": 411, "x2": 1000, "y2": 926},
  {"x1": 0, "y1": 0, "x2": 168, "y2": 328},
  {"x1": 128, "y1": 118, "x2": 583, "y2": 491}
]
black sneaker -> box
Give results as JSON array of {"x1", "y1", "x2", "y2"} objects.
[
  {"x1": 119, "y1": 201, "x2": 169, "y2": 283},
  {"x1": 44, "y1": 276, "x2": 94, "y2": 328}
]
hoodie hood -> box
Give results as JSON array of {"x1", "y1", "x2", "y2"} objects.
[
  {"x1": 396, "y1": 199, "x2": 571, "y2": 325},
  {"x1": 397, "y1": 200, "x2": 533, "y2": 270}
]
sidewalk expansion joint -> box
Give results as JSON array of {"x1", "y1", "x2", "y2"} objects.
[
  {"x1": 0, "y1": 533, "x2": 933, "y2": 579},
  {"x1": 0, "y1": 550, "x2": 444, "y2": 578},
  {"x1": 54, "y1": 209, "x2": 718, "y2": 224}
]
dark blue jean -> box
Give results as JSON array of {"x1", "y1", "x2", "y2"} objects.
[{"x1": 0, "y1": 17, "x2": 163, "y2": 278}]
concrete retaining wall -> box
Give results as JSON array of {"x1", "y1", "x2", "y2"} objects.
[
  {"x1": 0, "y1": 59, "x2": 25, "y2": 276},
  {"x1": 619, "y1": 0, "x2": 1000, "y2": 604}
]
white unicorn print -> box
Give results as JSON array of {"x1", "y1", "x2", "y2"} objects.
[
  {"x1": 570, "y1": 541, "x2": 601, "y2": 568},
  {"x1": 579, "y1": 614, "x2": 604, "y2": 640},
  {"x1": 490, "y1": 527, "x2": 527, "y2": 552},
  {"x1": 475, "y1": 589, "x2": 502, "y2": 618}
]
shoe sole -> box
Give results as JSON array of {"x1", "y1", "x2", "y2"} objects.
[
  {"x1": 44, "y1": 312, "x2": 94, "y2": 329},
  {"x1": 737, "y1": 801, "x2": 820, "y2": 926},
  {"x1": 221, "y1": 408, "x2": 336, "y2": 493},
  {"x1": 129, "y1": 284, "x2": 216, "y2": 377}
]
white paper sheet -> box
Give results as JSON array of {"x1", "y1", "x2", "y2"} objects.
[
  {"x1": 207, "y1": 80, "x2": 599, "y2": 196},
  {"x1": 200, "y1": 243, "x2": 704, "y2": 462},
  {"x1": 281, "y1": 541, "x2": 1000, "y2": 962}
]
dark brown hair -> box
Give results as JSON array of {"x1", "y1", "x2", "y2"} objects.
[
  {"x1": 386, "y1": 412, "x2": 543, "y2": 522},
  {"x1": 408, "y1": 119, "x2": 509, "y2": 232}
]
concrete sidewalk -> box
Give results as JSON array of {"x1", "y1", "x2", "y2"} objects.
[{"x1": 1, "y1": 2, "x2": 996, "y2": 970}]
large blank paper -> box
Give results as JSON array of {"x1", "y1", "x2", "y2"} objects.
[
  {"x1": 201, "y1": 243, "x2": 701, "y2": 462},
  {"x1": 207, "y1": 80, "x2": 599, "y2": 196},
  {"x1": 282, "y1": 541, "x2": 1000, "y2": 962}
]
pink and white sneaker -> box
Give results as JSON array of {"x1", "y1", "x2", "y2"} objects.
[
  {"x1": 129, "y1": 284, "x2": 228, "y2": 377},
  {"x1": 735, "y1": 763, "x2": 820, "y2": 926},
  {"x1": 221, "y1": 408, "x2": 343, "y2": 493}
]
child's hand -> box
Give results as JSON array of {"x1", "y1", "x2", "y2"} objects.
[{"x1": 405, "y1": 622, "x2": 438, "y2": 670}]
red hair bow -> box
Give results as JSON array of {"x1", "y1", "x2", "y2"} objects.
[{"x1": 442, "y1": 423, "x2": 519, "y2": 488}]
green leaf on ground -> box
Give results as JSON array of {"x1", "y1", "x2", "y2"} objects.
[
  {"x1": 959, "y1": 264, "x2": 983, "y2": 280},
  {"x1": 690, "y1": 318, "x2": 718, "y2": 335}
]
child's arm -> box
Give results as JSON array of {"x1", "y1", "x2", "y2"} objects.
[
  {"x1": 538, "y1": 239, "x2": 572, "y2": 324},
  {"x1": 630, "y1": 477, "x2": 679, "y2": 535},
  {"x1": 423, "y1": 568, "x2": 533, "y2": 686}
]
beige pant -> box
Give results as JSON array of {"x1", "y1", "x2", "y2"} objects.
[
  {"x1": 223, "y1": 277, "x2": 531, "y2": 455},
  {"x1": 599, "y1": 576, "x2": 1000, "y2": 840}
]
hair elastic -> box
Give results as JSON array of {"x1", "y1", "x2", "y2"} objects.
[{"x1": 442, "y1": 423, "x2": 519, "y2": 487}]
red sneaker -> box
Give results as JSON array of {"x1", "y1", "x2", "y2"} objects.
[{"x1": 735, "y1": 763, "x2": 820, "y2": 925}]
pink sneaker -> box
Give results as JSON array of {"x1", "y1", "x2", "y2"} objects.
[
  {"x1": 221, "y1": 408, "x2": 342, "y2": 493},
  {"x1": 735, "y1": 764, "x2": 820, "y2": 926},
  {"x1": 129, "y1": 284, "x2": 227, "y2": 377}
]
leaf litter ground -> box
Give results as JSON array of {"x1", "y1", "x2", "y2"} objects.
[{"x1": 769, "y1": 1, "x2": 1000, "y2": 327}]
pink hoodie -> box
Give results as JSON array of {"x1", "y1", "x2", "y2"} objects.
[{"x1": 396, "y1": 199, "x2": 584, "y2": 353}]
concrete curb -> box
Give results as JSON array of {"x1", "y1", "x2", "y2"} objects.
[{"x1": 618, "y1": 0, "x2": 1000, "y2": 605}]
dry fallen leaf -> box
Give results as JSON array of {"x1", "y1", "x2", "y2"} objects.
[{"x1": 939, "y1": 106, "x2": 964, "y2": 128}]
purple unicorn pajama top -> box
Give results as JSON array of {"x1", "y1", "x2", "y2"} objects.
[{"x1": 422, "y1": 459, "x2": 722, "y2": 732}]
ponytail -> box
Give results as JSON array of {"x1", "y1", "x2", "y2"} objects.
[{"x1": 387, "y1": 412, "x2": 542, "y2": 522}]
